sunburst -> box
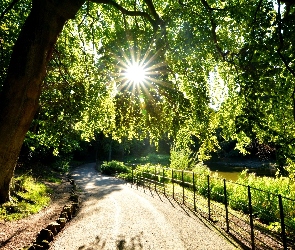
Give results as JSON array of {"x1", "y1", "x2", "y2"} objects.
[
  {"x1": 123, "y1": 62, "x2": 147, "y2": 85},
  {"x1": 115, "y1": 44, "x2": 169, "y2": 95}
]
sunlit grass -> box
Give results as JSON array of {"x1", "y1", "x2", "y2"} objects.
[
  {"x1": 0, "y1": 175, "x2": 51, "y2": 221},
  {"x1": 125, "y1": 153, "x2": 170, "y2": 165}
]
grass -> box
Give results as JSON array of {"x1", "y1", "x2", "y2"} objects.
[
  {"x1": 0, "y1": 158, "x2": 85, "y2": 221},
  {"x1": 0, "y1": 174, "x2": 51, "y2": 221},
  {"x1": 125, "y1": 153, "x2": 170, "y2": 166}
]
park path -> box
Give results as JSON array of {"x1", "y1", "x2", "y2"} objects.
[{"x1": 49, "y1": 163, "x2": 238, "y2": 250}]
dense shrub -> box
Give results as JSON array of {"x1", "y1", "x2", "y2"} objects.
[
  {"x1": 230, "y1": 171, "x2": 295, "y2": 224},
  {"x1": 170, "y1": 148, "x2": 193, "y2": 170},
  {"x1": 101, "y1": 161, "x2": 130, "y2": 175},
  {"x1": 52, "y1": 156, "x2": 71, "y2": 173}
]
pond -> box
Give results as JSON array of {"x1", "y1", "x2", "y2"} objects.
[{"x1": 206, "y1": 160, "x2": 276, "y2": 182}]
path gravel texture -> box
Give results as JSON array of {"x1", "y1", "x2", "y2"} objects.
[{"x1": 49, "y1": 163, "x2": 239, "y2": 250}]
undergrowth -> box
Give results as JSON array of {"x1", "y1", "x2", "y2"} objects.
[{"x1": 0, "y1": 174, "x2": 51, "y2": 221}]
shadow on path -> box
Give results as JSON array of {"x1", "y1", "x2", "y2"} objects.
[
  {"x1": 77, "y1": 233, "x2": 144, "y2": 250},
  {"x1": 71, "y1": 163, "x2": 125, "y2": 200},
  {"x1": 128, "y1": 184, "x2": 241, "y2": 249}
]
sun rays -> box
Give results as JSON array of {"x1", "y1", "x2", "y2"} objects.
[
  {"x1": 114, "y1": 44, "x2": 169, "y2": 96},
  {"x1": 123, "y1": 63, "x2": 147, "y2": 84}
]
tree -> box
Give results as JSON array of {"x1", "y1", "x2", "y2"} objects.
[
  {"x1": 0, "y1": 0, "x2": 87, "y2": 203},
  {"x1": 0, "y1": 0, "x2": 170, "y2": 203},
  {"x1": 1, "y1": 0, "x2": 295, "y2": 203}
]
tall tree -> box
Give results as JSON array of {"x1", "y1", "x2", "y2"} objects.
[
  {"x1": 0, "y1": 0, "x2": 167, "y2": 203},
  {"x1": 0, "y1": 0, "x2": 87, "y2": 203}
]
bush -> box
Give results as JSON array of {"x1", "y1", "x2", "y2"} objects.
[
  {"x1": 228, "y1": 170, "x2": 295, "y2": 224},
  {"x1": 101, "y1": 161, "x2": 129, "y2": 175},
  {"x1": 126, "y1": 153, "x2": 170, "y2": 165},
  {"x1": 191, "y1": 164, "x2": 210, "y2": 196},
  {"x1": 52, "y1": 155, "x2": 72, "y2": 173},
  {"x1": 170, "y1": 148, "x2": 193, "y2": 170}
]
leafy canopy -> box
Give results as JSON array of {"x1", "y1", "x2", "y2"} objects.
[{"x1": 1, "y1": 0, "x2": 295, "y2": 174}]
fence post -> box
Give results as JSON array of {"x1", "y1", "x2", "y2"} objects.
[
  {"x1": 155, "y1": 166, "x2": 157, "y2": 191},
  {"x1": 278, "y1": 194, "x2": 287, "y2": 250},
  {"x1": 132, "y1": 165, "x2": 134, "y2": 185},
  {"x1": 248, "y1": 185, "x2": 255, "y2": 250},
  {"x1": 182, "y1": 170, "x2": 185, "y2": 204},
  {"x1": 172, "y1": 169, "x2": 175, "y2": 199},
  {"x1": 163, "y1": 168, "x2": 165, "y2": 195},
  {"x1": 223, "y1": 179, "x2": 229, "y2": 232},
  {"x1": 137, "y1": 171, "x2": 139, "y2": 190},
  {"x1": 193, "y1": 172, "x2": 196, "y2": 211},
  {"x1": 207, "y1": 175, "x2": 211, "y2": 220}
]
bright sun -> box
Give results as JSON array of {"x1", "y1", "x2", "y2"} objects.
[
  {"x1": 115, "y1": 47, "x2": 166, "y2": 94},
  {"x1": 123, "y1": 63, "x2": 147, "y2": 85}
]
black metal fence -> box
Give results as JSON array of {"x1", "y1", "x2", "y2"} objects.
[{"x1": 127, "y1": 165, "x2": 295, "y2": 250}]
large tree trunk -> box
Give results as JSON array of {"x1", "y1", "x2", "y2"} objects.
[{"x1": 0, "y1": 0, "x2": 84, "y2": 203}]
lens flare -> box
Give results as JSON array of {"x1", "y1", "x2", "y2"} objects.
[{"x1": 123, "y1": 63, "x2": 147, "y2": 85}]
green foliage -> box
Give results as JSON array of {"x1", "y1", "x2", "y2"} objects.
[
  {"x1": 2, "y1": 0, "x2": 295, "y2": 189},
  {"x1": 52, "y1": 156, "x2": 72, "y2": 173},
  {"x1": 0, "y1": 0, "x2": 31, "y2": 88},
  {"x1": 209, "y1": 173, "x2": 225, "y2": 203},
  {"x1": 126, "y1": 153, "x2": 170, "y2": 165},
  {"x1": 100, "y1": 161, "x2": 130, "y2": 175},
  {"x1": 134, "y1": 163, "x2": 159, "y2": 181},
  {"x1": 231, "y1": 171, "x2": 295, "y2": 224},
  {"x1": 0, "y1": 175, "x2": 51, "y2": 221},
  {"x1": 170, "y1": 148, "x2": 192, "y2": 170},
  {"x1": 190, "y1": 164, "x2": 210, "y2": 196}
]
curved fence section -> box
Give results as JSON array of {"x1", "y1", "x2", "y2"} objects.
[{"x1": 125, "y1": 165, "x2": 295, "y2": 250}]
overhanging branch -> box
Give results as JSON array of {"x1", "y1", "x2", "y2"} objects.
[
  {"x1": 277, "y1": 0, "x2": 295, "y2": 77},
  {"x1": 90, "y1": 0, "x2": 156, "y2": 26},
  {"x1": 143, "y1": 0, "x2": 159, "y2": 20},
  {"x1": 200, "y1": 0, "x2": 228, "y2": 59}
]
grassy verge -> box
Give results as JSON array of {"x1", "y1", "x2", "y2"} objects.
[
  {"x1": 0, "y1": 174, "x2": 51, "y2": 221},
  {"x1": 0, "y1": 157, "x2": 82, "y2": 221},
  {"x1": 125, "y1": 153, "x2": 170, "y2": 166}
]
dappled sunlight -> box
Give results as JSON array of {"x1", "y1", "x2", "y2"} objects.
[
  {"x1": 84, "y1": 181, "x2": 96, "y2": 190},
  {"x1": 70, "y1": 163, "x2": 124, "y2": 200},
  {"x1": 50, "y1": 163, "x2": 235, "y2": 250},
  {"x1": 77, "y1": 233, "x2": 144, "y2": 250}
]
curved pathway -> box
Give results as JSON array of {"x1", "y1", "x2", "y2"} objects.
[{"x1": 49, "y1": 163, "x2": 238, "y2": 250}]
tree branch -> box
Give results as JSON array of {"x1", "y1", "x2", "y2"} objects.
[
  {"x1": 252, "y1": 0, "x2": 263, "y2": 29},
  {"x1": 90, "y1": 0, "x2": 156, "y2": 26},
  {"x1": 143, "y1": 0, "x2": 159, "y2": 20},
  {"x1": 200, "y1": 0, "x2": 228, "y2": 59},
  {"x1": 200, "y1": 0, "x2": 224, "y2": 11},
  {"x1": 0, "y1": 0, "x2": 20, "y2": 21}
]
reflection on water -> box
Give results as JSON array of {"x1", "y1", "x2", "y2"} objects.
[{"x1": 207, "y1": 164, "x2": 276, "y2": 182}]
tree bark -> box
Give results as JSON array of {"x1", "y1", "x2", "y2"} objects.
[{"x1": 0, "y1": 0, "x2": 84, "y2": 203}]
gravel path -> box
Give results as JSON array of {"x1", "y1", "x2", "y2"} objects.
[{"x1": 49, "y1": 163, "x2": 239, "y2": 250}]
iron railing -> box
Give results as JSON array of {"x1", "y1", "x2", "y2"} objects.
[{"x1": 126, "y1": 165, "x2": 295, "y2": 250}]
